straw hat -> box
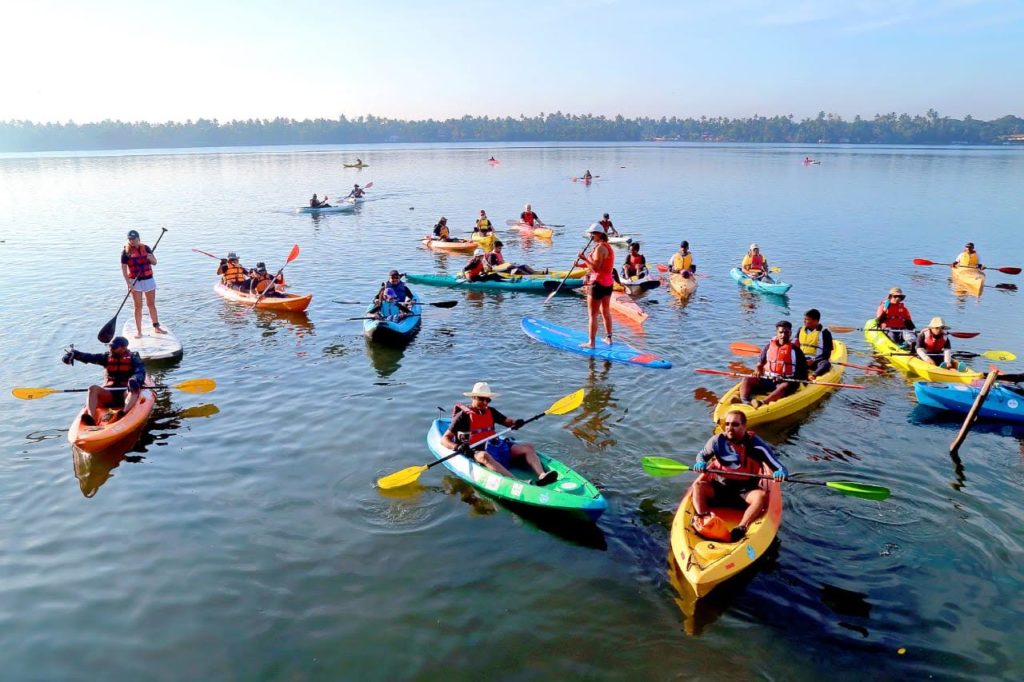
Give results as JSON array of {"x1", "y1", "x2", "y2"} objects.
[
  {"x1": 463, "y1": 382, "x2": 499, "y2": 398},
  {"x1": 928, "y1": 316, "x2": 948, "y2": 329},
  {"x1": 888, "y1": 287, "x2": 904, "y2": 296}
]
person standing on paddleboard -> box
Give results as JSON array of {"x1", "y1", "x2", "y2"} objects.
[
  {"x1": 578, "y1": 224, "x2": 615, "y2": 348},
  {"x1": 121, "y1": 229, "x2": 167, "y2": 339}
]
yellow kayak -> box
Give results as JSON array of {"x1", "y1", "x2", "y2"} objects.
[
  {"x1": 712, "y1": 342, "x2": 848, "y2": 426},
  {"x1": 497, "y1": 267, "x2": 587, "y2": 279},
  {"x1": 864, "y1": 319, "x2": 982, "y2": 383},
  {"x1": 950, "y1": 266, "x2": 985, "y2": 296},
  {"x1": 670, "y1": 463, "x2": 782, "y2": 598},
  {"x1": 669, "y1": 272, "x2": 698, "y2": 298}
]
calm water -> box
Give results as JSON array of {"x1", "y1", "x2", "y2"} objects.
[{"x1": 2, "y1": 142, "x2": 1023, "y2": 681}]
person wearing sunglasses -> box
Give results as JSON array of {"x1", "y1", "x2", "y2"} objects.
[{"x1": 875, "y1": 287, "x2": 916, "y2": 346}]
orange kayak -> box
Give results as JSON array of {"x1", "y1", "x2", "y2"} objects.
[
  {"x1": 213, "y1": 282, "x2": 312, "y2": 312},
  {"x1": 68, "y1": 382, "x2": 155, "y2": 454}
]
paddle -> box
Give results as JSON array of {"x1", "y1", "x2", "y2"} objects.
[
  {"x1": 913, "y1": 258, "x2": 1021, "y2": 275},
  {"x1": 376, "y1": 388, "x2": 585, "y2": 490},
  {"x1": 192, "y1": 248, "x2": 220, "y2": 260},
  {"x1": 345, "y1": 181, "x2": 373, "y2": 199},
  {"x1": 333, "y1": 299, "x2": 458, "y2": 308},
  {"x1": 572, "y1": 175, "x2": 599, "y2": 182},
  {"x1": 831, "y1": 325, "x2": 979, "y2": 339},
  {"x1": 252, "y1": 244, "x2": 300, "y2": 308},
  {"x1": 695, "y1": 368, "x2": 866, "y2": 390},
  {"x1": 639, "y1": 456, "x2": 890, "y2": 501},
  {"x1": 545, "y1": 235, "x2": 594, "y2": 303},
  {"x1": 13, "y1": 378, "x2": 217, "y2": 400},
  {"x1": 98, "y1": 228, "x2": 168, "y2": 343},
  {"x1": 655, "y1": 263, "x2": 709, "y2": 279},
  {"x1": 504, "y1": 219, "x2": 566, "y2": 228},
  {"x1": 864, "y1": 348, "x2": 1016, "y2": 362},
  {"x1": 728, "y1": 341, "x2": 885, "y2": 374}
]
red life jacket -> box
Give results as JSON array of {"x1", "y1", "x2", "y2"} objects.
[
  {"x1": 920, "y1": 330, "x2": 947, "y2": 354},
  {"x1": 125, "y1": 245, "x2": 153, "y2": 279},
  {"x1": 593, "y1": 242, "x2": 615, "y2": 286},
  {"x1": 877, "y1": 300, "x2": 911, "y2": 329},
  {"x1": 486, "y1": 251, "x2": 504, "y2": 266},
  {"x1": 521, "y1": 211, "x2": 535, "y2": 227},
  {"x1": 707, "y1": 435, "x2": 763, "y2": 480},
  {"x1": 748, "y1": 253, "x2": 766, "y2": 271},
  {"x1": 105, "y1": 351, "x2": 135, "y2": 387},
  {"x1": 452, "y1": 403, "x2": 496, "y2": 443},
  {"x1": 599, "y1": 219, "x2": 613, "y2": 232},
  {"x1": 765, "y1": 340, "x2": 797, "y2": 378},
  {"x1": 464, "y1": 257, "x2": 486, "y2": 280},
  {"x1": 627, "y1": 253, "x2": 645, "y2": 267}
]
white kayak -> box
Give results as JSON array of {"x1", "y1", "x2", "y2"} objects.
[
  {"x1": 581, "y1": 230, "x2": 632, "y2": 245},
  {"x1": 296, "y1": 198, "x2": 359, "y2": 213},
  {"x1": 122, "y1": 318, "x2": 183, "y2": 361}
]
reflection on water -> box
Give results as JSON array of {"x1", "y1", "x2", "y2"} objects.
[
  {"x1": 569, "y1": 359, "x2": 618, "y2": 450},
  {"x1": 365, "y1": 339, "x2": 406, "y2": 378}
]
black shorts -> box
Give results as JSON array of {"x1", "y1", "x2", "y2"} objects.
[
  {"x1": 590, "y1": 282, "x2": 613, "y2": 300},
  {"x1": 710, "y1": 478, "x2": 759, "y2": 507}
]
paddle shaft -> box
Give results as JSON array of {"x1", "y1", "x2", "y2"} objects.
[
  {"x1": 192, "y1": 248, "x2": 220, "y2": 259},
  {"x1": 695, "y1": 368, "x2": 865, "y2": 389},
  {"x1": 100, "y1": 228, "x2": 167, "y2": 342},
  {"x1": 546, "y1": 235, "x2": 593, "y2": 302}
]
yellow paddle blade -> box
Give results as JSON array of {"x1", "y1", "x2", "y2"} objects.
[
  {"x1": 173, "y1": 378, "x2": 217, "y2": 393},
  {"x1": 983, "y1": 350, "x2": 1016, "y2": 362},
  {"x1": 11, "y1": 387, "x2": 57, "y2": 400},
  {"x1": 178, "y1": 403, "x2": 220, "y2": 418},
  {"x1": 377, "y1": 464, "x2": 428, "y2": 490},
  {"x1": 546, "y1": 388, "x2": 585, "y2": 415}
]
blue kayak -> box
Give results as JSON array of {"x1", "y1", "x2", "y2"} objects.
[
  {"x1": 914, "y1": 381, "x2": 1024, "y2": 424},
  {"x1": 520, "y1": 317, "x2": 671, "y2": 369},
  {"x1": 729, "y1": 267, "x2": 792, "y2": 295},
  {"x1": 363, "y1": 295, "x2": 422, "y2": 344}
]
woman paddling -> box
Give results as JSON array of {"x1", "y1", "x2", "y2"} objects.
[
  {"x1": 578, "y1": 224, "x2": 615, "y2": 348},
  {"x1": 121, "y1": 229, "x2": 167, "y2": 338}
]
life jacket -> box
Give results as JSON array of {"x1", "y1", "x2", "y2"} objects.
[
  {"x1": 476, "y1": 217, "x2": 492, "y2": 230},
  {"x1": 105, "y1": 351, "x2": 135, "y2": 387},
  {"x1": 521, "y1": 211, "x2": 535, "y2": 227},
  {"x1": 124, "y1": 245, "x2": 153, "y2": 279},
  {"x1": 464, "y1": 257, "x2": 486, "y2": 280},
  {"x1": 599, "y1": 219, "x2": 613, "y2": 232},
  {"x1": 486, "y1": 251, "x2": 504, "y2": 266},
  {"x1": 593, "y1": 242, "x2": 615, "y2": 287},
  {"x1": 452, "y1": 403, "x2": 496, "y2": 444},
  {"x1": 877, "y1": 300, "x2": 911, "y2": 329},
  {"x1": 221, "y1": 261, "x2": 246, "y2": 284},
  {"x1": 920, "y1": 330, "x2": 948, "y2": 354},
  {"x1": 765, "y1": 340, "x2": 798, "y2": 378},
  {"x1": 743, "y1": 253, "x2": 766, "y2": 271},
  {"x1": 384, "y1": 281, "x2": 411, "y2": 301},
  {"x1": 957, "y1": 251, "x2": 979, "y2": 267},
  {"x1": 672, "y1": 251, "x2": 692, "y2": 272},
  {"x1": 706, "y1": 433, "x2": 764, "y2": 480},
  {"x1": 798, "y1": 326, "x2": 824, "y2": 357},
  {"x1": 434, "y1": 224, "x2": 449, "y2": 239}
]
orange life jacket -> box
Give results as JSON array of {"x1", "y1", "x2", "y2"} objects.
[
  {"x1": 105, "y1": 351, "x2": 135, "y2": 387},
  {"x1": 464, "y1": 257, "x2": 486, "y2": 280},
  {"x1": 707, "y1": 437, "x2": 763, "y2": 480},
  {"x1": 599, "y1": 219, "x2": 613, "y2": 231},
  {"x1": 221, "y1": 261, "x2": 246, "y2": 283},
  {"x1": 521, "y1": 211, "x2": 535, "y2": 226},
  {"x1": 920, "y1": 330, "x2": 947, "y2": 354},
  {"x1": 124, "y1": 245, "x2": 153, "y2": 279},
  {"x1": 765, "y1": 340, "x2": 797, "y2": 378},
  {"x1": 626, "y1": 253, "x2": 645, "y2": 267},
  {"x1": 747, "y1": 253, "x2": 766, "y2": 271},
  {"x1": 877, "y1": 300, "x2": 911, "y2": 329},
  {"x1": 452, "y1": 403, "x2": 496, "y2": 443}
]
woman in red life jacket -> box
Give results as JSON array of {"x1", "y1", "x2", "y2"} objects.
[
  {"x1": 440, "y1": 382, "x2": 557, "y2": 486},
  {"x1": 520, "y1": 204, "x2": 542, "y2": 227},
  {"x1": 462, "y1": 248, "x2": 503, "y2": 282},
  {"x1": 875, "y1": 287, "x2": 916, "y2": 346},
  {"x1": 578, "y1": 224, "x2": 615, "y2": 348},
  {"x1": 691, "y1": 410, "x2": 788, "y2": 542},
  {"x1": 598, "y1": 212, "x2": 620, "y2": 237},
  {"x1": 916, "y1": 316, "x2": 954, "y2": 367},
  {"x1": 121, "y1": 229, "x2": 167, "y2": 338},
  {"x1": 62, "y1": 336, "x2": 146, "y2": 425},
  {"x1": 621, "y1": 242, "x2": 648, "y2": 279},
  {"x1": 739, "y1": 320, "x2": 808, "y2": 407}
]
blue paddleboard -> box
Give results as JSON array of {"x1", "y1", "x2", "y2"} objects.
[{"x1": 520, "y1": 317, "x2": 671, "y2": 369}]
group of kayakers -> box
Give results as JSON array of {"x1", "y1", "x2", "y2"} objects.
[
  {"x1": 217, "y1": 253, "x2": 285, "y2": 296},
  {"x1": 309, "y1": 184, "x2": 366, "y2": 208}
]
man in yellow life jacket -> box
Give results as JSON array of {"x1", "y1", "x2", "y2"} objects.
[
  {"x1": 217, "y1": 252, "x2": 250, "y2": 291},
  {"x1": 62, "y1": 336, "x2": 146, "y2": 426},
  {"x1": 797, "y1": 309, "x2": 834, "y2": 379},
  {"x1": 440, "y1": 382, "x2": 557, "y2": 486},
  {"x1": 669, "y1": 240, "x2": 696, "y2": 275},
  {"x1": 738, "y1": 320, "x2": 808, "y2": 407},
  {"x1": 953, "y1": 242, "x2": 982, "y2": 270}
]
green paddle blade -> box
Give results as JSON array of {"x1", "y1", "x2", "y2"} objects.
[
  {"x1": 825, "y1": 481, "x2": 891, "y2": 501},
  {"x1": 641, "y1": 456, "x2": 691, "y2": 477},
  {"x1": 547, "y1": 388, "x2": 585, "y2": 415}
]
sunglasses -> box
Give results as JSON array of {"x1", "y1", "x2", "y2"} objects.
[
  {"x1": 890, "y1": 295, "x2": 905, "y2": 299},
  {"x1": 724, "y1": 421, "x2": 743, "y2": 427},
  {"x1": 474, "y1": 396, "x2": 491, "y2": 403}
]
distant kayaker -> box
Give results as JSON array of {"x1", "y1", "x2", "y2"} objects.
[
  {"x1": 520, "y1": 204, "x2": 542, "y2": 227},
  {"x1": 61, "y1": 336, "x2": 146, "y2": 426},
  {"x1": 440, "y1": 382, "x2": 557, "y2": 486},
  {"x1": 488, "y1": 156, "x2": 496, "y2": 162},
  {"x1": 738, "y1": 320, "x2": 808, "y2": 407},
  {"x1": 621, "y1": 242, "x2": 648, "y2": 280},
  {"x1": 347, "y1": 184, "x2": 365, "y2": 199},
  {"x1": 670, "y1": 240, "x2": 696, "y2": 275},
  {"x1": 218, "y1": 252, "x2": 251, "y2": 291},
  {"x1": 475, "y1": 210, "x2": 493, "y2": 232},
  {"x1": 463, "y1": 248, "x2": 503, "y2": 282},
  {"x1": 121, "y1": 229, "x2": 167, "y2": 339},
  {"x1": 486, "y1": 241, "x2": 536, "y2": 275},
  {"x1": 916, "y1": 317, "x2": 954, "y2": 367},
  {"x1": 582, "y1": 170, "x2": 593, "y2": 180},
  {"x1": 432, "y1": 217, "x2": 451, "y2": 241},
  {"x1": 372, "y1": 270, "x2": 415, "y2": 317},
  {"x1": 310, "y1": 194, "x2": 331, "y2": 208},
  {"x1": 692, "y1": 409, "x2": 788, "y2": 542},
  {"x1": 355, "y1": 158, "x2": 364, "y2": 166},
  {"x1": 875, "y1": 287, "x2": 916, "y2": 346},
  {"x1": 741, "y1": 243, "x2": 772, "y2": 281},
  {"x1": 578, "y1": 224, "x2": 615, "y2": 348},
  {"x1": 953, "y1": 242, "x2": 982, "y2": 269},
  {"x1": 797, "y1": 309, "x2": 834, "y2": 379},
  {"x1": 598, "y1": 213, "x2": 620, "y2": 237}
]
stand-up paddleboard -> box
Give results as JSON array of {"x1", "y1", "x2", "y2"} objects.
[
  {"x1": 122, "y1": 319, "x2": 183, "y2": 360},
  {"x1": 520, "y1": 317, "x2": 670, "y2": 368}
]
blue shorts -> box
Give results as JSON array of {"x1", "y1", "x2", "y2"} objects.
[{"x1": 484, "y1": 438, "x2": 514, "y2": 468}]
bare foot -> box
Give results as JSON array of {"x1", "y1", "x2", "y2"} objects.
[
  {"x1": 579, "y1": 342, "x2": 595, "y2": 349},
  {"x1": 153, "y1": 325, "x2": 168, "y2": 334},
  {"x1": 134, "y1": 333, "x2": 143, "y2": 339}
]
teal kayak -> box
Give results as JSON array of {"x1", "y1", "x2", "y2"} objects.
[
  {"x1": 405, "y1": 273, "x2": 583, "y2": 293},
  {"x1": 520, "y1": 316, "x2": 671, "y2": 368},
  {"x1": 729, "y1": 267, "x2": 792, "y2": 295},
  {"x1": 427, "y1": 418, "x2": 607, "y2": 521}
]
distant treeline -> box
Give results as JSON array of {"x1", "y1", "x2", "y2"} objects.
[{"x1": 1, "y1": 110, "x2": 1022, "y2": 152}]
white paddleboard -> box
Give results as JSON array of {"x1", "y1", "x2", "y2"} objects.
[{"x1": 122, "y1": 318, "x2": 183, "y2": 360}]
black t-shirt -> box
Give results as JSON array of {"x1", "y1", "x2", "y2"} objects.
[{"x1": 448, "y1": 406, "x2": 509, "y2": 442}]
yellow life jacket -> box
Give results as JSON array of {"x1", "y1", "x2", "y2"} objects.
[
  {"x1": 476, "y1": 218, "x2": 492, "y2": 230},
  {"x1": 798, "y1": 326, "x2": 823, "y2": 357},
  {"x1": 672, "y1": 251, "x2": 692, "y2": 272},
  {"x1": 957, "y1": 251, "x2": 979, "y2": 267}
]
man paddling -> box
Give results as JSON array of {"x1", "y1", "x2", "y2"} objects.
[
  {"x1": 738, "y1": 320, "x2": 808, "y2": 407},
  {"x1": 520, "y1": 204, "x2": 542, "y2": 227},
  {"x1": 669, "y1": 240, "x2": 696, "y2": 275},
  {"x1": 372, "y1": 270, "x2": 415, "y2": 318},
  {"x1": 598, "y1": 213, "x2": 620, "y2": 237},
  {"x1": 692, "y1": 410, "x2": 788, "y2": 542},
  {"x1": 797, "y1": 309, "x2": 834, "y2": 378},
  {"x1": 62, "y1": 336, "x2": 146, "y2": 426},
  {"x1": 915, "y1": 316, "x2": 955, "y2": 367},
  {"x1": 440, "y1": 382, "x2": 556, "y2": 486},
  {"x1": 953, "y1": 242, "x2": 982, "y2": 270},
  {"x1": 310, "y1": 193, "x2": 331, "y2": 208},
  {"x1": 875, "y1": 287, "x2": 916, "y2": 346}
]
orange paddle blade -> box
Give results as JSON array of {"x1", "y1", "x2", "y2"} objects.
[{"x1": 729, "y1": 342, "x2": 761, "y2": 356}]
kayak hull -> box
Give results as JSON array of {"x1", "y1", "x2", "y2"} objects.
[
  {"x1": 405, "y1": 273, "x2": 583, "y2": 293},
  {"x1": 122, "y1": 319, "x2": 183, "y2": 361},
  {"x1": 712, "y1": 342, "x2": 848, "y2": 426},
  {"x1": 950, "y1": 266, "x2": 985, "y2": 295},
  {"x1": 422, "y1": 237, "x2": 478, "y2": 253},
  {"x1": 68, "y1": 383, "x2": 156, "y2": 454},
  {"x1": 296, "y1": 198, "x2": 359, "y2": 213},
  {"x1": 343, "y1": 163, "x2": 368, "y2": 168},
  {"x1": 579, "y1": 285, "x2": 648, "y2": 325},
  {"x1": 864, "y1": 319, "x2": 981, "y2": 383},
  {"x1": 427, "y1": 419, "x2": 607, "y2": 521},
  {"x1": 521, "y1": 316, "x2": 670, "y2": 368},
  {"x1": 670, "y1": 463, "x2": 782, "y2": 598},
  {"x1": 213, "y1": 282, "x2": 312, "y2": 312},
  {"x1": 914, "y1": 381, "x2": 1024, "y2": 424},
  {"x1": 363, "y1": 295, "x2": 422, "y2": 344},
  {"x1": 508, "y1": 222, "x2": 554, "y2": 239},
  {"x1": 729, "y1": 268, "x2": 792, "y2": 295},
  {"x1": 669, "y1": 272, "x2": 699, "y2": 298}
]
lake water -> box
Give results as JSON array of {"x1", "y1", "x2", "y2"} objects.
[{"x1": 1, "y1": 142, "x2": 1023, "y2": 681}]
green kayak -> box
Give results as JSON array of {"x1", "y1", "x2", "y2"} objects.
[
  {"x1": 405, "y1": 273, "x2": 584, "y2": 292},
  {"x1": 427, "y1": 418, "x2": 607, "y2": 521}
]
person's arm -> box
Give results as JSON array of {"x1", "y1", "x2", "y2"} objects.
[
  {"x1": 756, "y1": 343, "x2": 769, "y2": 374},
  {"x1": 490, "y1": 407, "x2": 513, "y2": 428},
  {"x1": 441, "y1": 412, "x2": 470, "y2": 450},
  {"x1": 130, "y1": 353, "x2": 146, "y2": 389},
  {"x1": 67, "y1": 350, "x2": 109, "y2": 367},
  {"x1": 693, "y1": 436, "x2": 716, "y2": 470},
  {"x1": 750, "y1": 436, "x2": 788, "y2": 477},
  {"x1": 874, "y1": 302, "x2": 887, "y2": 326},
  {"x1": 821, "y1": 329, "x2": 833, "y2": 361},
  {"x1": 793, "y1": 348, "x2": 808, "y2": 381},
  {"x1": 904, "y1": 310, "x2": 915, "y2": 330},
  {"x1": 915, "y1": 332, "x2": 930, "y2": 362},
  {"x1": 146, "y1": 245, "x2": 157, "y2": 265}
]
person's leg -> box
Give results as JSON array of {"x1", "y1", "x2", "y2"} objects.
[
  {"x1": 472, "y1": 450, "x2": 515, "y2": 478},
  {"x1": 762, "y1": 381, "x2": 792, "y2": 405},
  {"x1": 85, "y1": 385, "x2": 103, "y2": 423},
  {"x1": 739, "y1": 377, "x2": 758, "y2": 402},
  {"x1": 600, "y1": 296, "x2": 613, "y2": 343},
  {"x1": 130, "y1": 290, "x2": 143, "y2": 337},
  {"x1": 735, "y1": 488, "x2": 768, "y2": 532},
  {"x1": 510, "y1": 443, "x2": 546, "y2": 479},
  {"x1": 582, "y1": 293, "x2": 599, "y2": 347},
  {"x1": 692, "y1": 474, "x2": 717, "y2": 516},
  {"x1": 145, "y1": 289, "x2": 166, "y2": 332}
]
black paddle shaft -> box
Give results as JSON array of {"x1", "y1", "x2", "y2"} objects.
[
  {"x1": 427, "y1": 411, "x2": 546, "y2": 470},
  {"x1": 98, "y1": 228, "x2": 168, "y2": 343}
]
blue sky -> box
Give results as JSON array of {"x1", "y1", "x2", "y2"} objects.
[{"x1": 2, "y1": 0, "x2": 1021, "y2": 123}]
